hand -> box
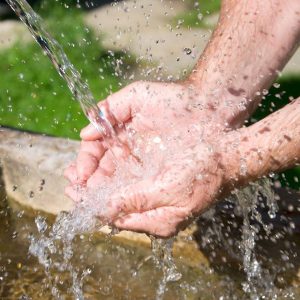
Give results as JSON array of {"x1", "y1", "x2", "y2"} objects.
[{"x1": 64, "y1": 81, "x2": 237, "y2": 237}]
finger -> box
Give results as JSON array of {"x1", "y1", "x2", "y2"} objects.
[
  {"x1": 86, "y1": 168, "x2": 111, "y2": 187},
  {"x1": 80, "y1": 140, "x2": 106, "y2": 159},
  {"x1": 80, "y1": 83, "x2": 140, "y2": 141},
  {"x1": 64, "y1": 185, "x2": 83, "y2": 203},
  {"x1": 80, "y1": 123, "x2": 104, "y2": 142},
  {"x1": 76, "y1": 141, "x2": 107, "y2": 182},
  {"x1": 113, "y1": 206, "x2": 188, "y2": 238},
  {"x1": 105, "y1": 178, "x2": 162, "y2": 220},
  {"x1": 99, "y1": 150, "x2": 116, "y2": 175},
  {"x1": 64, "y1": 165, "x2": 78, "y2": 184},
  {"x1": 76, "y1": 151, "x2": 99, "y2": 182}
]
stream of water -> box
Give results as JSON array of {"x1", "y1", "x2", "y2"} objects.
[{"x1": 6, "y1": 0, "x2": 117, "y2": 144}]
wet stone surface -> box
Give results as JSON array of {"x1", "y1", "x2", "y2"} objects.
[
  {"x1": 0, "y1": 181, "x2": 239, "y2": 299},
  {"x1": 0, "y1": 127, "x2": 75, "y2": 215}
]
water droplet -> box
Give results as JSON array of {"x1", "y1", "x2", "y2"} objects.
[
  {"x1": 195, "y1": 174, "x2": 203, "y2": 180},
  {"x1": 35, "y1": 216, "x2": 48, "y2": 233},
  {"x1": 12, "y1": 231, "x2": 18, "y2": 239},
  {"x1": 268, "y1": 210, "x2": 276, "y2": 219},
  {"x1": 153, "y1": 136, "x2": 162, "y2": 144},
  {"x1": 183, "y1": 47, "x2": 192, "y2": 55}
]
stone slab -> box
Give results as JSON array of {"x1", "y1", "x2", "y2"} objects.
[{"x1": 0, "y1": 127, "x2": 76, "y2": 214}]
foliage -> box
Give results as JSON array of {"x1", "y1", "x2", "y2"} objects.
[{"x1": 0, "y1": 2, "x2": 127, "y2": 139}]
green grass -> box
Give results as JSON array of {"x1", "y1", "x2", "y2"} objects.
[
  {"x1": 0, "y1": 2, "x2": 130, "y2": 139},
  {"x1": 175, "y1": 0, "x2": 221, "y2": 29}
]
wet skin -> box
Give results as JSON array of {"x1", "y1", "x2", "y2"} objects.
[{"x1": 65, "y1": 0, "x2": 300, "y2": 237}]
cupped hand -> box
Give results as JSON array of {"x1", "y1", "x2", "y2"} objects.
[{"x1": 64, "y1": 81, "x2": 237, "y2": 237}]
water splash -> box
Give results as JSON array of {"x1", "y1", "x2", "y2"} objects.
[
  {"x1": 27, "y1": 131, "x2": 182, "y2": 298},
  {"x1": 29, "y1": 205, "x2": 98, "y2": 299}
]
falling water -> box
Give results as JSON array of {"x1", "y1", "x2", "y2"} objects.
[
  {"x1": 150, "y1": 237, "x2": 182, "y2": 300},
  {"x1": 231, "y1": 179, "x2": 279, "y2": 299},
  {"x1": 29, "y1": 207, "x2": 98, "y2": 299},
  {"x1": 6, "y1": 0, "x2": 117, "y2": 144}
]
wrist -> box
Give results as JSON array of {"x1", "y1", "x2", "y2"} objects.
[
  {"x1": 183, "y1": 75, "x2": 257, "y2": 129},
  {"x1": 221, "y1": 99, "x2": 300, "y2": 191},
  {"x1": 219, "y1": 129, "x2": 262, "y2": 191}
]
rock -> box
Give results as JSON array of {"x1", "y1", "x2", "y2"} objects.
[
  {"x1": 0, "y1": 20, "x2": 31, "y2": 49},
  {"x1": 284, "y1": 50, "x2": 300, "y2": 75},
  {"x1": 0, "y1": 127, "x2": 76, "y2": 214}
]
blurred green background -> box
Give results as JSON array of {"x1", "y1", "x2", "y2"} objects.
[{"x1": 0, "y1": 0, "x2": 299, "y2": 189}]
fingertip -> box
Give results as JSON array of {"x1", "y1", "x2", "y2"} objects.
[
  {"x1": 64, "y1": 185, "x2": 72, "y2": 196},
  {"x1": 80, "y1": 124, "x2": 102, "y2": 141}
]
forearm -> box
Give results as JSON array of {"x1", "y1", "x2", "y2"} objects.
[
  {"x1": 188, "y1": 0, "x2": 300, "y2": 126},
  {"x1": 223, "y1": 98, "x2": 300, "y2": 187}
]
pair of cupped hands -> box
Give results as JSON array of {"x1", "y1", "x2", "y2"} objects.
[{"x1": 64, "y1": 81, "x2": 250, "y2": 237}]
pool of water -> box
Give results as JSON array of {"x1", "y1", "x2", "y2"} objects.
[{"x1": 0, "y1": 182, "x2": 300, "y2": 299}]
